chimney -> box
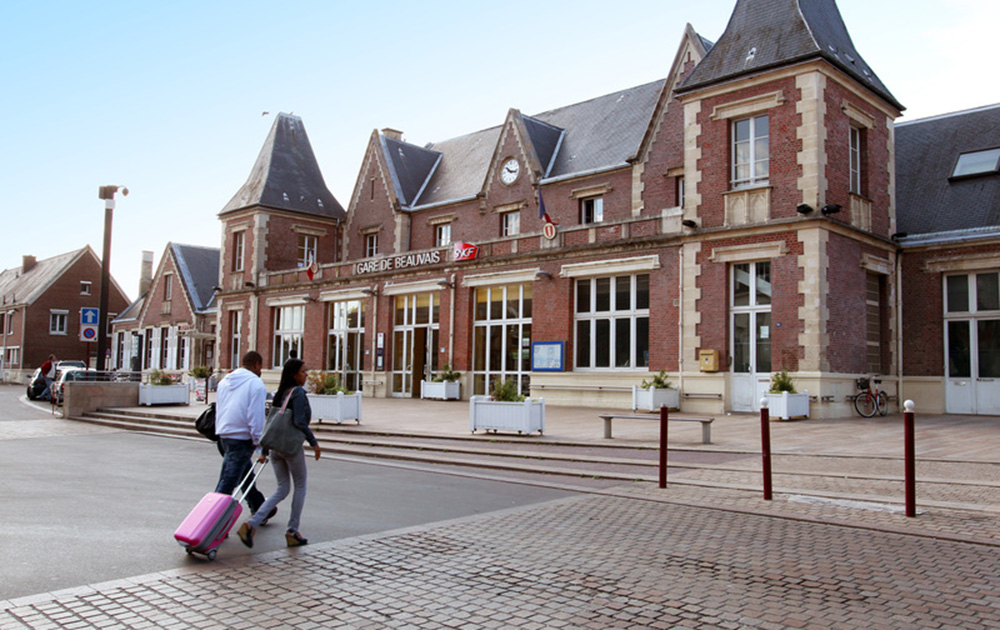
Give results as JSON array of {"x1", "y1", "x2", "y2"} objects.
[
  {"x1": 138, "y1": 250, "x2": 154, "y2": 296},
  {"x1": 22, "y1": 255, "x2": 36, "y2": 273},
  {"x1": 381, "y1": 128, "x2": 404, "y2": 142}
]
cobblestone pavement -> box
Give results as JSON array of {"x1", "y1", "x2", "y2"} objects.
[{"x1": 3, "y1": 491, "x2": 999, "y2": 629}]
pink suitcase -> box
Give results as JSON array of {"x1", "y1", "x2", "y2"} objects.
[{"x1": 175, "y1": 461, "x2": 265, "y2": 560}]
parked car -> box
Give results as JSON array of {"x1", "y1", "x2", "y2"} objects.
[
  {"x1": 25, "y1": 368, "x2": 45, "y2": 400},
  {"x1": 25, "y1": 361, "x2": 88, "y2": 400},
  {"x1": 51, "y1": 368, "x2": 97, "y2": 405}
]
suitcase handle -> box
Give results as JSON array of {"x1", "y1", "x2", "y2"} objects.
[{"x1": 232, "y1": 459, "x2": 267, "y2": 503}]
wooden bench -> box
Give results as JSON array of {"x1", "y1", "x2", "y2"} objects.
[{"x1": 598, "y1": 413, "x2": 714, "y2": 444}]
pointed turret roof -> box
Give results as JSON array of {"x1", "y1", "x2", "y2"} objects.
[
  {"x1": 677, "y1": 0, "x2": 902, "y2": 111},
  {"x1": 221, "y1": 113, "x2": 346, "y2": 220}
]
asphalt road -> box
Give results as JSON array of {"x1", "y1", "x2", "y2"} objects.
[{"x1": 0, "y1": 385, "x2": 574, "y2": 600}]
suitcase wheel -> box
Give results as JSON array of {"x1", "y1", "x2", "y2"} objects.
[{"x1": 207, "y1": 549, "x2": 217, "y2": 561}]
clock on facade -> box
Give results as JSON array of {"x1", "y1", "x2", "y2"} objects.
[{"x1": 500, "y1": 158, "x2": 520, "y2": 185}]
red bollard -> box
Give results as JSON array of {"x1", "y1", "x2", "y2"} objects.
[
  {"x1": 760, "y1": 398, "x2": 772, "y2": 500},
  {"x1": 659, "y1": 405, "x2": 668, "y2": 488},
  {"x1": 904, "y1": 400, "x2": 916, "y2": 517}
]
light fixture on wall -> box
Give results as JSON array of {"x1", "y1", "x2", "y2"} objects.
[
  {"x1": 681, "y1": 219, "x2": 698, "y2": 229},
  {"x1": 211, "y1": 286, "x2": 222, "y2": 292},
  {"x1": 534, "y1": 270, "x2": 552, "y2": 281},
  {"x1": 821, "y1": 204, "x2": 842, "y2": 215},
  {"x1": 361, "y1": 287, "x2": 378, "y2": 296},
  {"x1": 301, "y1": 296, "x2": 318, "y2": 303},
  {"x1": 891, "y1": 232, "x2": 908, "y2": 241},
  {"x1": 796, "y1": 204, "x2": 814, "y2": 214},
  {"x1": 436, "y1": 279, "x2": 454, "y2": 289},
  {"x1": 244, "y1": 281, "x2": 256, "y2": 288}
]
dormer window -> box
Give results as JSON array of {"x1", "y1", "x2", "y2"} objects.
[{"x1": 951, "y1": 148, "x2": 1000, "y2": 179}]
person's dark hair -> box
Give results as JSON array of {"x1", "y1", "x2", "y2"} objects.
[
  {"x1": 274, "y1": 358, "x2": 305, "y2": 406},
  {"x1": 241, "y1": 351, "x2": 263, "y2": 370}
]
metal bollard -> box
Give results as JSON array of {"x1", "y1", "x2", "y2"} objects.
[
  {"x1": 760, "y1": 397, "x2": 772, "y2": 500},
  {"x1": 904, "y1": 400, "x2": 916, "y2": 517},
  {"x1": 659, "y1": 405, "x2": 668, "y2": 488}
]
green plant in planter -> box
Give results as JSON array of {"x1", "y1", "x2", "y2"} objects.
[
  {"x1": 490, "y1": 377, "x2": 525, "y2": 402},
  {"x1": 769, "y1": 370, "x2": 797, "y2": 394},
  {"x1": 640, "y1": 370, "x2": 672, "y2": 390},
  {"x1": 307, "y1": 370, "x2": 351, "y2": 395},
  {"x1": 149, "y1": 369, "x2": 176, "y2": 386},
  {"x1": 433, "y1": 364, "x2": 461, "y2": 383},
  {"x1": 189, "y1": 366, "x2": 212, "y2": 379}
]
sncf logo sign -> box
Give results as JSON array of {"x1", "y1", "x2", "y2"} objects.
[{"x1": 453, "y1": 242, "x2": 479, "y2": 262}]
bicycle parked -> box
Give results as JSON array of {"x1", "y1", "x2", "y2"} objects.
[{"x1": 854, "y1": 375, "x2": 888, "y2": 417}]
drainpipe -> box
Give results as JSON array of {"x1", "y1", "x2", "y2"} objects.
[
  {"x1": 896, "y1": 248, "x2": 904, "y2": 407},
  {"x1": 448, "y1": 273, "x2": 456, "y2": 370},
  {"x1": 677, "y1": 247, "x2": 685, "y2": 398}
]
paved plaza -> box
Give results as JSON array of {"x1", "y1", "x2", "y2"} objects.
[{"x1": 3, "y1": 387, "x2": 1000, "y2": 628}]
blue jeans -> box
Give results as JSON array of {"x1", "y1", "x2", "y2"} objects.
[
  {"x1": 215, "y1": 438, "x2": 264, "y2": 513},
  {"x1": 247, "y1": 448, "x2": 308, "y2": 532}
]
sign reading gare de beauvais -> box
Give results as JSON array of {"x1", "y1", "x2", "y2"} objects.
[{"x1": 353, "y1": 242, "x2": 478, "y2": 275}]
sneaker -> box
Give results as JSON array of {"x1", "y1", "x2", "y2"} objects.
[
  {"x1": 260, "y1": 507, "x2": 277, "y2": 527},
  {"x1": 237, "y1": 522, "x2": 255, "y2": 548},
  {"x1": 285, "y1": 530, "x2": 308, "y2": 547}
]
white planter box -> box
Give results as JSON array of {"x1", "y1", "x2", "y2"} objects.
[
  {"x1": 469, "y1": 395, "x2": 545, "y2": 435},
  {"x1": 421, "y1": 380, "x2": 461, "y2": 400},
  {"x1": 138, "y1": 383, "x2": 190, "y2": 406},
  {"x1": 308, "y1": 392, "x2": 362, "y2": 424},
  {"x1": 631, "y1": 385, "x2": 680, "y2": 412},
  {"x1": 766, "y1": 391, "x2": 810, "y2": 420}
]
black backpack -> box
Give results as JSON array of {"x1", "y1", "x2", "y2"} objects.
[{"x1": 195, "y1": 403, "x2": 218, "y2": 441}]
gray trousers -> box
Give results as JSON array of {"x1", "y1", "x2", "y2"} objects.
[{"x1": 248, "y1": 448, "x2": 308, "y2": 533}]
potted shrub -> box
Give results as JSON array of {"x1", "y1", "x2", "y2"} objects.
[
  {"x1": 632, "y1": 370, "x2": 680, "y2": 412},
  {"x1": 139, "y1": 369, "x2": 190, "y2": 406},
  {"x1": 421, "y1": 364, "x2": 461, "y2": 400},
  {"x1": 469, "y1": 377, "x2": 544, "y2": 435},
  {"x1": 305, "y1": 371, "x2": 362, "y2": 424},
  {"x1": 765, "y1": 370, "x2": 810, "y2": 420}
]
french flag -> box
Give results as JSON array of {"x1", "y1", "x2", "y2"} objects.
[{"x1": 538, "y1": 188, "x2": 558, "y2": 225}]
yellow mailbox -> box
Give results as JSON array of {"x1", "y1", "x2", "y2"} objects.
[{"x1": 699, "y1": 349, "x2": 719, "y2": 372}]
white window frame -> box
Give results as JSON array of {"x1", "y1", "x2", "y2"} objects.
[
  {"x1": 49, "y1": 310, "x2": 68, "y2": 335},
  {"x1": 327, "y1": 300, "x2": 366, "y2": 392},
  {"x1": 272, "y1": 305, "x2": 305, "y2": 368},
  {"x1": 574, "y1": 274, "x2": 650, "y2": 370},
  {"x1": 229, "y1": 310, "x2": 242, "y2": 370},
  {"x1": 163, "y1": 274, "x2": 173, "y2": 301},
  {"x1": 365, "y1": 233, "x2": 379, "y2": 258},
  {"x1": 435, "y1": 224, "x2": 452, "y2": 247},
  {"x1": 580, "y1": 197, "x2": 604, "y2": 224},
  {"x1": 298, "y1": 233, "x2": 318, "y2": 267},
  {"x1": 850, "y1": 126, "x2": 862, "y2": 195},
  {"x1": 80, "y1": 281, "x2": 92, "y2": 295},
  {"x1": 232, "y1": 231, "x2": 245, "y2": 272},
  {"x1": 502, "y1": 211, "x2": 520, "y2": 237},
  {"x1": 732, "y1": 115, "x2": 769, "y2": 189}
]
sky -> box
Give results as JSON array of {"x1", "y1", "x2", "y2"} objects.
[{"x1": 2, "y1": 0, "x2": 998, "y2": 300}]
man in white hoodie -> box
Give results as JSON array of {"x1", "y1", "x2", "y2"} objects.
[{"x1": 214, "y1": 351, "x2": 270, "y2": 516}]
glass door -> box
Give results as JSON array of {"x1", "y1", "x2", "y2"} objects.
[
  {"x1": 730, "y1": 262, "x2": 772, "y2": 411},
  {"x1": 945, "y1": 273, "x2": 1000, "y2": 414},
  {"x1": 391, "y1": 293, "x2": 439, "y2": 397}
]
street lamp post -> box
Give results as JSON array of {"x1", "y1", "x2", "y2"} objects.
[{"x1": 96, "y1": 185, "x2": 127, "y2": 371}]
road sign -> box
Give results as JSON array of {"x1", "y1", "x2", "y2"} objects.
[{"x1": 80, "y1": 308, "x2": 100, "y2": 342}]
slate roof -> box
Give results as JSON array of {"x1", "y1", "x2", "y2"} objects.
[
  {"x1": 171, "y1": 243, "x2": 220, "y2": 313},
  {"x1": 0, "y1": 247, "x2": 91, "y2": 307},
  {"x1": 398, "y1": 79, "x2": 666, "y2": 209},
  {"x1": 112, "y1": 293, "x2": 146, "y2": 324},
  {"x1": 221, "y1": 113, "x2": 346, "y2": 220},
  {"x1": 896, "y1": 104, "x2": 1000, "y2": 236},
  {"x1": 677, "y1": 0, "x2": 902, "y2": 111}
]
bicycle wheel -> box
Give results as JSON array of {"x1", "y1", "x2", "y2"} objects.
[
  {"x1": 876, "y1": 391, "x2": 889, "y2": 416},
  {"x1": 854, "y1": 392, "x2": 877, "y2": 417}
]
